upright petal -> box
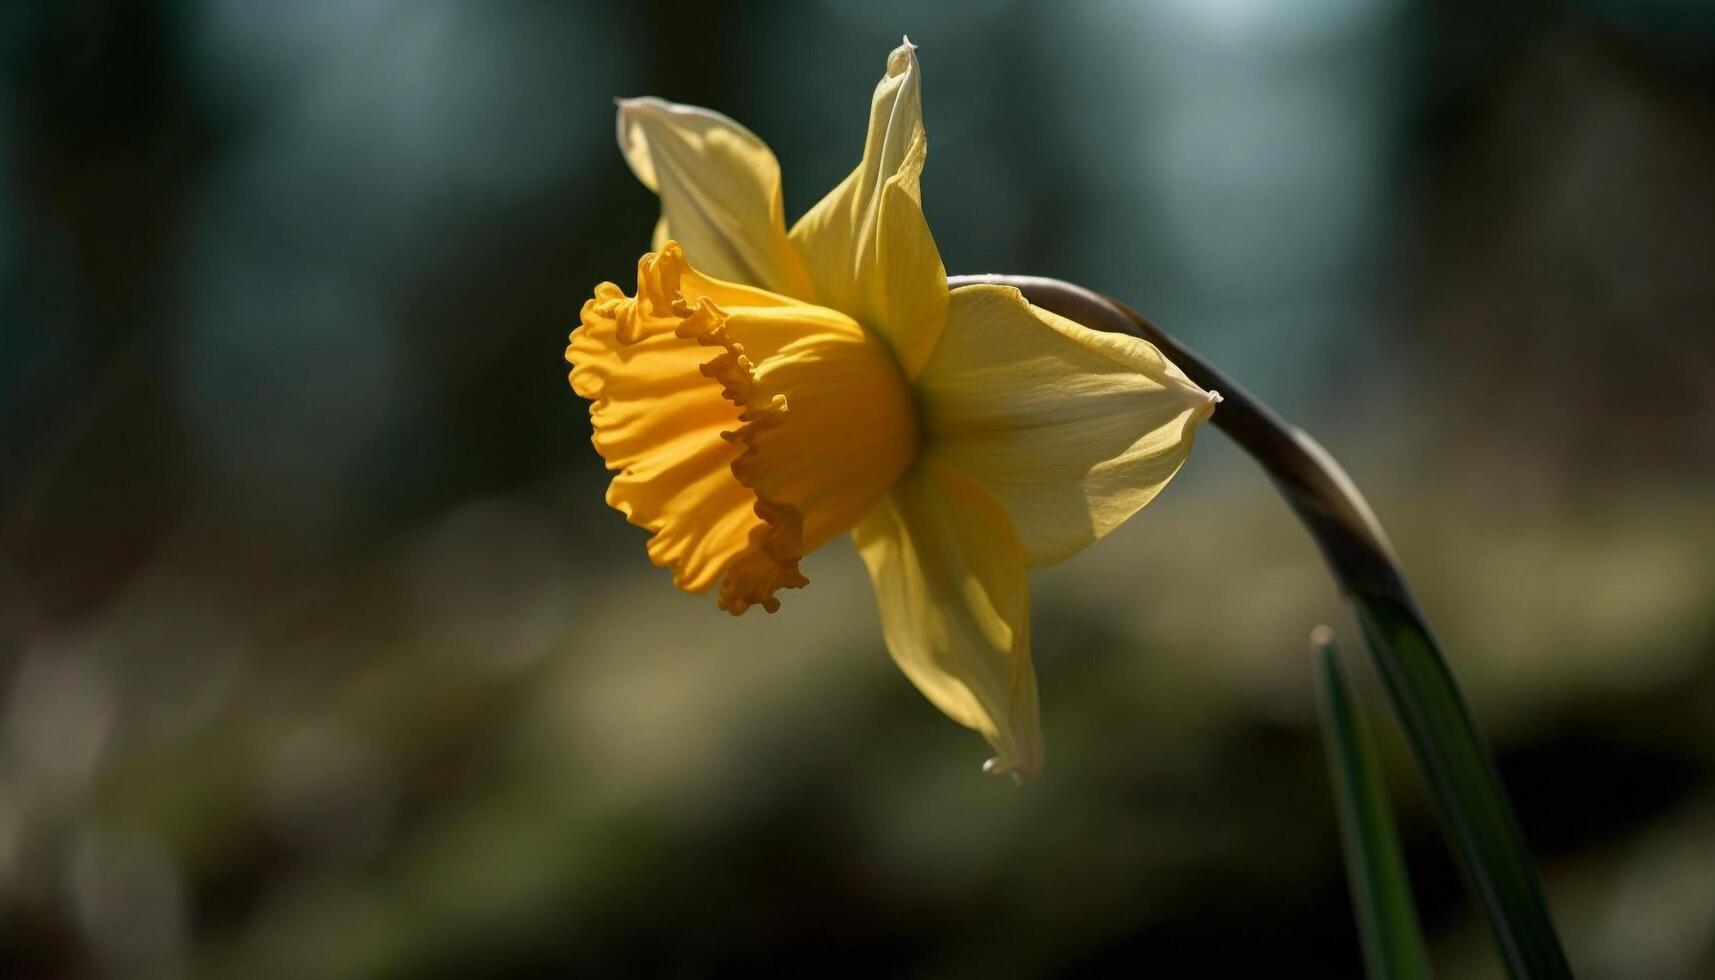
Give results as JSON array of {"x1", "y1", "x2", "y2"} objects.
[
  {"x1": 789, "y1": 40, "x2": 947, "y2": 378},
  {"x1": 915, "y1": 285, "x2": 1220, "y2": 568},
  {"x1": 616, "y1": 98, "x2": 813, "y2": 298},
  {"x1": 853, "y1": 458, "x2": 1042, "y2": 780}
]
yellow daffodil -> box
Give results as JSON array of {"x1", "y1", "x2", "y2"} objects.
[{"x1": 567, "y1": 40, "x2": 1218, "y2": 780}]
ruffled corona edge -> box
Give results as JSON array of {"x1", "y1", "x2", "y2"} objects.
[{"x1": 569, "y1": 244, "x2": 809, "y2": 614}]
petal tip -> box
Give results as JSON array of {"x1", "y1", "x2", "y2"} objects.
[
  {"x1": 1197, "y1": 388, "x2": 1222, "y2": 420},
  {"x1": 982, "y1": 755, "x2": 1037, "y2": 786},
  {"x1": 888, "y1": 37, "x2": 920, "y2": 75},
  {"x1": 612, "y1": 95, "x2": 651, "y2": 123},
  {"x1": 614, "y1": 96, "x2": 672, "y2": 134},
  {"x1": 614, "y1": 97, "x2": 664, "y2": 189}
]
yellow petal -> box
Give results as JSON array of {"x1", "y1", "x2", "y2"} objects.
[
  {"x1": 853, "y1": 458, "x2": 1042, "y2": 780},
  {"x1": 788, "y1": 40, "x2": 947, "y2": 378},
  {"x1": 915, "y1": 284, "x2": 1220, "y2": 568},
  {"x1": 568, "y1": 243, "x2": 918, "y2": 615},
  {"x1": 616, "y1": 98, "x2": 813, "y2": 298}
]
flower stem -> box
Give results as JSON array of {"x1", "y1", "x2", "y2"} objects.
[{"x1": 948, "y1": 275, "x2": 1573, "y2": 980}]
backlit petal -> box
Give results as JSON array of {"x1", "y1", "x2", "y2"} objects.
[
  {"x1": 789, "y1": 40, "x2": 947, "y2": 378},
  {"x1": 853, "y1": 458, "x2": 1042, "y2": 780},
  {"x1": 616, "y1": 98, "x2": 813, "y2": 298},
  {"x1": 915, "y1": 284, "x2": 1219, "y2": 568}
]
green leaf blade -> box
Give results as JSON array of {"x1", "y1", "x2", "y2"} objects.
[
  {"x1": 1354, "y1": 596, "x2": 1573, "y2": 980},
  {"x1": 1315, "y1": 629, "x2": 1434, "y2": 980}
]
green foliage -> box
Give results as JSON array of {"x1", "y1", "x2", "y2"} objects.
[
  {"x1": 1314, "y1": 629, "x2": 1432, "y2": 980},
  {"x1": 1354, "y1": 596, "x2": 1574, "y2": 980}
]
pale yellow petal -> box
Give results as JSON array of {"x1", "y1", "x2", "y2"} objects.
[
  {"x1": 853, "y1": 458, "x2": 1042, "y2": 780},
  {"x1": 788, "y1": 40, "x2": 946, "y2": 378},
  {"x1": 616, "y1": 98, "x2": 813, "y2": 298},
  {"x1": 915, "y1": 284, "x2": 1220, "y2": 568}
]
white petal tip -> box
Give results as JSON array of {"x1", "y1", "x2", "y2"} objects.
[
  {"x1": 982, "y1": 756, "x2": 1034, "y2": 786},
  {"x1": 1195, "y1": 388, "x2": 1222, "y2": 421},
  {"x1": 889, "y1": 38, "x2": 920, "y2": 74}
]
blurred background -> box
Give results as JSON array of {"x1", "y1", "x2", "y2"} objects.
[{"x1": 2, "y1": 0, "x2": 1713, "y2": 977}]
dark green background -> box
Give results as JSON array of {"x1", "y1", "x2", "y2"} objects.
[{"x1": 3, "y1": 1, "x2": 1713, "y2": 977}]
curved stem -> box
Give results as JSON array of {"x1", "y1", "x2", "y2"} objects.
[
  {"x1": 949, "y1": 275, "x2": 1573, "y2": 980},
  {"x1": 949, "y1": 275, "x2": 1405, "y2": 602}
]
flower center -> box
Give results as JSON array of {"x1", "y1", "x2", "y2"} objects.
[{"x1": 568, "y1": 243, "x2": 919, "y2": 614}]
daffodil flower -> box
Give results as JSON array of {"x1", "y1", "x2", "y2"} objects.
[{"x1": 567, "y1": 40, "x2": 1218, "y2": 780}]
